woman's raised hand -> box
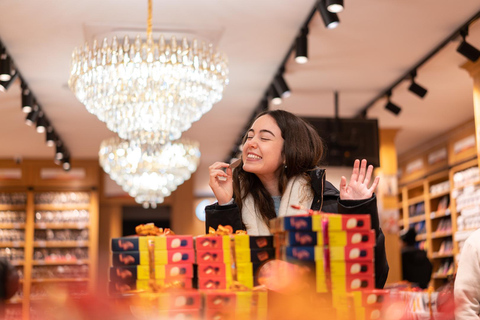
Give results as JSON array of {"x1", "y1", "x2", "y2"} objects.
[
  {"x1": 339, "y1": 159, "x2": 380, "y2": 200},
  {"x1": 208, "y1": 162, "x2": 234, "y2": 205}
]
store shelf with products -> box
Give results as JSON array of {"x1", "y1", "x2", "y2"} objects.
[{"x1": 0, "y1": 159, "x2": 100, "y2": 320}]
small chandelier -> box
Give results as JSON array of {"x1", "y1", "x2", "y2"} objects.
[
  {"x1": 99, "y1": 137, "x2": 200, "y2": 208},
  {"x1": 69, "y1": 0, "x2": 229, "y2": 145}
]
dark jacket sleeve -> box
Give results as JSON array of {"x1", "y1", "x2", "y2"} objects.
[
  {"x1": 0, "y1": 258, "x2": 19, "y2": 300},
  {"x1": 337, "y1": 195, "x2": 389, "y2": 289},
  {"x1": 205, "y1": 202, "x2": 245, "y2": 234}
]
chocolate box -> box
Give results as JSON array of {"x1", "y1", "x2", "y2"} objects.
[{"x1": 111, "y1": 235, "x2": 193, "y2": 252}]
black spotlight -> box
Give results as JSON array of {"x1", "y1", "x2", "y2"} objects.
[
  {"x1": 36, "y1": 115, "x2": 48, "y2": 133},
  {"x1": 55, "y1": 142, "x2": 65, "y2": 160},
  {"x1": 25, "y1": 105, "x2": 40, "y2": 126},
  {"x1": 46, "y1": 128, "x2": 56, "y2": 147},
  {"x1": 0, "y1": 71, "x2": 18, "y2": 92},
  {"x1": 295, "y1": 29, "x2": 308, "y2": 64},
  {"x1": 0, "y1": 50, "x2": 11, "y2": 82},
  {"x1": 270, "y1": 84, "x2": 282, "y2": 105},
  {"x1": 408, "y1": 71, "x2": 428, "y2": 98},
  {"x1": 317, "y1": 0, "x2": 340, "y2": 29},
  {"x1": 457, "y1": 28, "x2": 480, "y2": 62},
  {"x1": 326, "y1": 0, "x2": 344, "y2": 13},
  {"x1": 385, "y1": 93, "x2": 401, "y2": 115},
  {"x1": 21, "y1": 82, "x2": 34, "y2": 113},
  {"x1": 274, "y1": 74, "x2": 291, "y2": 98},
  {"x1": 62, "y1": 154, "x2": 71, "y2": 171}
]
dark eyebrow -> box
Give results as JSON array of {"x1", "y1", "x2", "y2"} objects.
[{"x1": 247, "y1": 129, "x2": 276, "y2": 137}]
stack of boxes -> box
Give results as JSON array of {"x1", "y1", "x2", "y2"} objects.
[
  {"x1": 108, "y1": 235, "x2": 195, "y2": 294},
  {"x1": 271, "y1": 213, "x2": 387, "y2": 319},
  {"x1": 194, "y1": 234, "x2": 274, "y2": 289},
  {"x1": 195, "y1": 234, "x2": 271, "y2": 319}
]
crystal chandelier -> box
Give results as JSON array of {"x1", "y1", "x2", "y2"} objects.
[
  {"x1": 99, "y1": 137, "x2": 200, "y2": 208},
  {"x1": 68, "y1": 0, "x2": 229, "y2": 145}
]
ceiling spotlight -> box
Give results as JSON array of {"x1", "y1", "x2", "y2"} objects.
[
  {"x1": 457, "y1": 28, "x2": 480, "y2": 62},
  {"x1": 317, "y1": 0, "x2": 340, "y2": 29},
  {"x1": 62, "y1": 155, "x2": 71, "y2": 171},
  {"x1": 384, "y1": 92, "x2": 401, "y2": 115},
  {"x1": 270, "y1": 84, "x2": 282, "y2": 105},
  {"x1": 55, "y1": 143, "x2": 65, "y2": 160},
  {"x1": 36, "y1": 115, "x2": 48, "y2": 133},
  {"x1": 21, "y1": 83, "x2": 34, "y2": 113},
  {"x1": 326, "y1": 0, "x2": 344, "y2": 13},
  {"x1": 0, "y1": 50, "x2": 11, "y2": 82},
  {"x1": 46, "y1": 128, "x2": 56, "y2": 147},
  {"x1": 25, "y1": 105, "x2": 40, "y2": 126},
  {"x1": 295, "y1": 29, "x2": 308, "y2": 64},
  {"x1": 0, "y1": 71, "x2": 18, "y2": 92},
  {"x1": 408, "y1": 71, "x2": 428, "y2": 98},
  {"x1": 274, "y1": 74, "x2": 291, "y2": 98}
]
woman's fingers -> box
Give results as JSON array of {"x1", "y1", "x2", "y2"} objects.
[
  {"x1": 357, "y1": 159, "x2": 367, "y2": 183},
  {"x1": 350, "y1": 159, "x2": 360, "y2": 182},
  {"x1": 363, "y1": 164, "x2": 373, "y2": 187}
]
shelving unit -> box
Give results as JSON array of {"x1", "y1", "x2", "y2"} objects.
[
  {"x1": 0, "y1": 160, "x2": 99, "y2": 320},
  {"x1": 397, "y1": 119, "x2": 477, "y2": 289}
]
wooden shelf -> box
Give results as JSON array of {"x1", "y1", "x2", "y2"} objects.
[
  {"x1": 429, "y1": 190, "x2": 450, "y2": 200},
  {"x1": 34, "y1": 204, "x2": 90, "y2": 211},
  {"x1": 433, "y1": 274, "x2": 450, "y2": 280},
  {"x1": 0, "y1": 204, "x2": 25, "y2": 210},
  {"x1": 432, "y1": 252, "x2": 454, "y2": 259},
  {"x1": 431, "y1": 232, "x2": 453, "y2": 239},
  {"x1": 408, "y1": 215, "x2": 425, "y2": 223},
  {"x1": 6, "y1": 297, "x2": 23, "y2": 304},
  {"x1": 32, "y1": 259, "x2": 89, "y2": 266},
  {"x1": 0, "y1": 241, "x2": 25, "y2": 247},
  {"x1": 0, "y1": 222, "x2": 25, "y2": 229},
  {"x1": 9, "y1": 260, "x2": 25, "y2": 266},
  {"x1": 31, "y1": 278, "x2": 89, "y2": 283},
  {"x1": 407, "y1": 195, "x2": 425, "y2": 206},
  {"x1": 429, "y1": 209, "x2": 451, "y2": 220},
  {"x1": 33, "y1": 241, "x2": 89, "y2": 248},
  {"x1": 34, "y1": 223, "x2": 89, "y2": 229},
  {"x1": 416, "y1": 233, "x2": 428, "y2": 241},
  {"x1": 397, "y1": 219, "x2": 404, "y2": 227}
]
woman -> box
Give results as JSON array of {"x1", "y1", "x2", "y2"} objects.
[{"x1": 206, "y1": 110, "x2": 388, "y2": 288}]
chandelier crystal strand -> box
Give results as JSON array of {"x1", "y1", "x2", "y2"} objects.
[
  {"x1": 99, "y1": 137, "x2": 201, "y2": 208},
  {"x1": 69, "y1": 0, "x2": 228, "y2": 145}
]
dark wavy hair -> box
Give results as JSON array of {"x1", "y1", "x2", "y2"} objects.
[{"x1": 232, "y1": 110, "x2": 325, "y2": 227}]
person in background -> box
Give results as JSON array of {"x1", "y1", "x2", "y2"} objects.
[
  {"x1": 455, "y1": 228, "x2": 480, "y2": 319},
  {"x1": 400, "y1": 227, "x2": 432, "y2": 289},
  {"x1": 206, "y1": 109, "x2": 389, "y2": 289},
  {"x1": 0, "y1": 258, "x2": 20, "y2": 317}
]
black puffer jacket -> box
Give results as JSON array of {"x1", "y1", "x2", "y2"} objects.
[{"x1": 205, "y1": 168, "x2": 389, "y2": 289}]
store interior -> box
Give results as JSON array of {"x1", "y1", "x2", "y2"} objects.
[{"x1": 1, "y1": 1, "x2": 480, "y2": 319}]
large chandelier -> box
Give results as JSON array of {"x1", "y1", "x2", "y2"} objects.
[
  {"x1": 99, "y1": 137, "x2": 200, "y2": 208},
  {"x1": 68, "y1": 0, "x2": 229, "y2": 145}
]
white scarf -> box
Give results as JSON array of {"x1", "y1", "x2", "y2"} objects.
[{"x1": 241, "y1": 175, "x2": 314, "y2": 235}]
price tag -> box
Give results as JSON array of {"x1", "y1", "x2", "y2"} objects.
[
  {"x1": 76, "y1": 223, "x2": 86, "y2": 229},
  {"x1": 37, "y1": 223, "x2": 47, "y2": 229},
  {"x1": 430, "y1": 212, "x2": 436, "y2": 219},
  {"x1": 12, "y1": 241, "x2": 21, "y2": 247},
  {"x1": 36, "y1": 241, "x2": 46, "y2": 247},
  {"x1": 12, "y1": 223, "x2": 21, "y2": 229},
  {"x1": 36, "y1": 260, "x2": 46, "y2": 265}
]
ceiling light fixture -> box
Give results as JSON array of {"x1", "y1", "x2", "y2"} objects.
[
  {"x1": 270, "y1": 84, "x2": 282, "y2": 105},
  {"x1": 317, "y1": 0, "x2": 340, "y2": 29},
  {"x1": 326, "y1": 0, "x2": 344, "y2": 13},
  {"x1": 295, "y1": 28, "x2": 308, "y2": 64},
  {"x1": 274, "y1": 73, "x2": 291, "y2": 98},
  {"x1": 0, "y1": 71, "x2": 17, "y2": 92},
  {"x1": 62, "y1": 154, "x2": 71, "y2": 171},
  {"x1": 36, "y1": 115, "x2": 48, "y2": 133},
  {"x1": 68, "y1": 0, "x2": 229, "y2": 145},
  {"x1": 99, "y1": 137, "x2": 201, "y2": 208},
  {"x1": 0, "y1": 48, "x2": 12, "y2": 81},
  {"x1": 457, "y1": 27, "x2": 480, "y2": 62},
  {"x1": 408, "y1": 70, "x2": 428, "y2": 98},
  {"x1": 384, "y1": 91, "x2": 401, "y2": 115},
  {"x1": 46, "y1": 127, "x2": 56, "y2": 147},
  {"x1": 25, "y1": 105, "x2": 40, "y2": 126},
  {"x1": 55, "y1": 142, "x2": 65, "y2": 160},
  {"x1": 21, "y1": 82, "x2": 34, "y2": 113}
]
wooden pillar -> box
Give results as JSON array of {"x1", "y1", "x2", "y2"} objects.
[
  {"x1": 461, "y1": 61, "x2": 480, "y2": 165},
  {"x1": 376, "y1": 128, "x2": 402, "y2": 285}
]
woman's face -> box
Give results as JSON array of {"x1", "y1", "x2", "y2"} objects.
[{"x1": 242, "y1": 114, "x2": 285, "y2": 180}]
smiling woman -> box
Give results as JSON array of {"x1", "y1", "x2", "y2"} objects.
[{"x1": 205, "y1": 109, "x2": 389, "y2": 289}]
